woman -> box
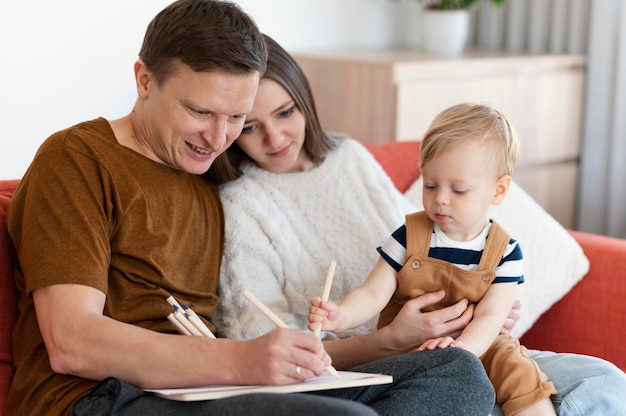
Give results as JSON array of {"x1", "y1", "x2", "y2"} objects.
[{"x1": 209, "y1": 35, "x2": 626, "y2": 416}]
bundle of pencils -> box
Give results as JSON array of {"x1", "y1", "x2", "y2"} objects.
[{"x1": 165, "y1": 296, "x2": 216, "y2": 339}]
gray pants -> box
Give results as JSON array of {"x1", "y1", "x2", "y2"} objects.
[{"x1": 71, "y1": 348, "x2": 494, "y2": 416}]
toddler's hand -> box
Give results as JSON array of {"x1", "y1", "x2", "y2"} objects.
[
  {"x1": 308, "y1": 296, "x2": 340, "y2": 332},
  {"x1": 416, "y1": 336, "x2": 461, "y2": 351}
]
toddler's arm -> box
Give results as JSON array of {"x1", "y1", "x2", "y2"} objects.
[{"x1": 308, "y1": 258, "x2": 398, "y2": 332}]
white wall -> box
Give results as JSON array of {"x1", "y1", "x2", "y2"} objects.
[
  {"x1": 239, "y1": 0, "x2": 421, "y2": 51},
  {"x1": 0, "y1": 1, "x2": 171, "y2": 178},
  {"x1": 0, "y1": 0, "x2": 421, "y2": 179}
]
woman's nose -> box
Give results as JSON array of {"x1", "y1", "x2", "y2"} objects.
[{"x1": 264, "y1": 123, "x2": 283, "y2": 148}]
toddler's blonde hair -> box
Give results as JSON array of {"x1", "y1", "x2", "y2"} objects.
[{"x1": 419, "y1": 103, "x2": 520, "y2": 177}]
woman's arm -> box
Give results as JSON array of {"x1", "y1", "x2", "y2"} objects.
[
  {"x1": 324, "y1": 290, "x2": 475, "y2": 368},
  {"x1": 325, "y1": 288, "x2": 522, "y2": 369}
]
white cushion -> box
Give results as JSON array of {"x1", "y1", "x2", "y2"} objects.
[{"x1": 403, "y1": 177, "x2": 589, "y2": 338}]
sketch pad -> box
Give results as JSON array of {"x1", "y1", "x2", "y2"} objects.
[{"x1": 147, "y1": 371, "x2": 393, "y2": 401}]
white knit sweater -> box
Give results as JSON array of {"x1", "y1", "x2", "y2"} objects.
[{"x1": 213, "y1": 137, "x2": 416, "y2": 340}]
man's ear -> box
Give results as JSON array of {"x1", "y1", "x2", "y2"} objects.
[
  {"x1": 134, "y1": 59, "x2": 152, "y2": 98},
  {"x1": 492, "y1": 175, "x2": 512, "y2": 206}
]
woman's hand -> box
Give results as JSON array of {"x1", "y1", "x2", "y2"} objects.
[
  {"x1": 382, "y1": 290, "x2": 475, "y2": 352},
  {"x1": 382, "y1": 292, "x2": 522, "y2": 352},
  {"x1": 501, "y1": 298, "x2": 521, "y2": 334}
]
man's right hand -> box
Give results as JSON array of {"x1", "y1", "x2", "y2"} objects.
[{"x1": 236, "y1": 328, "x2": 332, "y2": 385}]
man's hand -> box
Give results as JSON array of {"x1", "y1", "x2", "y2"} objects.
[{"x1": 235, "y1": 328, "x2": 332, "y2": 385}]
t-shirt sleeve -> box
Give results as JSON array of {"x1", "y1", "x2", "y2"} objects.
[{"x1": 376, "y1": 224, "x2": 407, "y2": 273}]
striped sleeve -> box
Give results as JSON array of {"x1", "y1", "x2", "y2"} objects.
[
  {"x1": 376, "y1": 224, "x2": 409, "y2": 272},
  {"x1": 494, "y1": 239, "x2": 524, "y2": 284}
]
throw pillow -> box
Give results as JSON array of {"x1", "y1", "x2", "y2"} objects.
[{"x1": 403, "y1": 177, "x2": 589, "y2": 338}]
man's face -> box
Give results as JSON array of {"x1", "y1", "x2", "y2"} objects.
[{"x1": 133, "y1": 60, "x2": 260, "y2": 174}]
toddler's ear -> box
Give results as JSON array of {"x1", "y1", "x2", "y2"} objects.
[{"x1": 492, "y1": 175, "x2": 512, "y2": 205}]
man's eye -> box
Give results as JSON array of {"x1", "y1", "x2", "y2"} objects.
[{"x1": 192, "y1": 109, "x2": 209, "y2": 116}]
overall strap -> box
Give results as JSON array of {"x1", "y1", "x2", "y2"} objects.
[
  {"x1": 405, "y1": 211, "x2": 433, "y2": 260},
  {"x1": 477, "y1": 220, "x2": 511, "y2": 271}
]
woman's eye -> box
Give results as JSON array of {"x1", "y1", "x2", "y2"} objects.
[
  {"x1": 279, "y1": 106, "x2": 295, "y2": 118},
  {"x1": 241, "y1": 125, "x2": 256, "y2": 135}
]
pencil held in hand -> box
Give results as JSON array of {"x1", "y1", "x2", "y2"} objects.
[
  {"x1": 314, "y1": 260, "x2": 336, "y2": 337},
  {"x1": 242, "y1": 289, "x2": 288, "y2": 329},
  {"x1": 243, "y1": 289, "x2": 340, "y2": 379}
]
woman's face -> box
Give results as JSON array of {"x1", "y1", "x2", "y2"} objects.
[{"x1": 236, "y1": 78, "x2": 310, "y2": 173}]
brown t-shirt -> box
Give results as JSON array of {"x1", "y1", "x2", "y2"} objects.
[{"x1": 6, "y1": 118, "x2": 224, "y2": 415}]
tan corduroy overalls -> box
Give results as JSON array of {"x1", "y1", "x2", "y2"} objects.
[{"x1": 378, "y1": 211, "x2": 556, "y2": 415}]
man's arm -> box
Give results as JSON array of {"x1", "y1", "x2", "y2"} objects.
[{"x1": 34, "y1": 283, "x2": 331, "y2": 389}]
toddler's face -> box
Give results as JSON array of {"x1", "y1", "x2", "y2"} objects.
[{"x1": 421, "y1": 141, "x2": 502, "y2": 241}]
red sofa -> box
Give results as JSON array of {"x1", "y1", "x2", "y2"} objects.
[{"x1": 0, "y1": 141, "x2": 624, "y2": 414}]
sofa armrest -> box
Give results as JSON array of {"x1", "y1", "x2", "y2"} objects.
[
  {"x1": 520, "y1": 230, "x2": 626, "y2": 371},
  {"x1": 0, "y1": 180, "x2": 20, "y2": 413}
]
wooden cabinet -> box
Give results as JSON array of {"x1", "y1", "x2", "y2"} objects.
[{"x1": 293, "y1": 49, "x2": 586, "y2": 229}]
